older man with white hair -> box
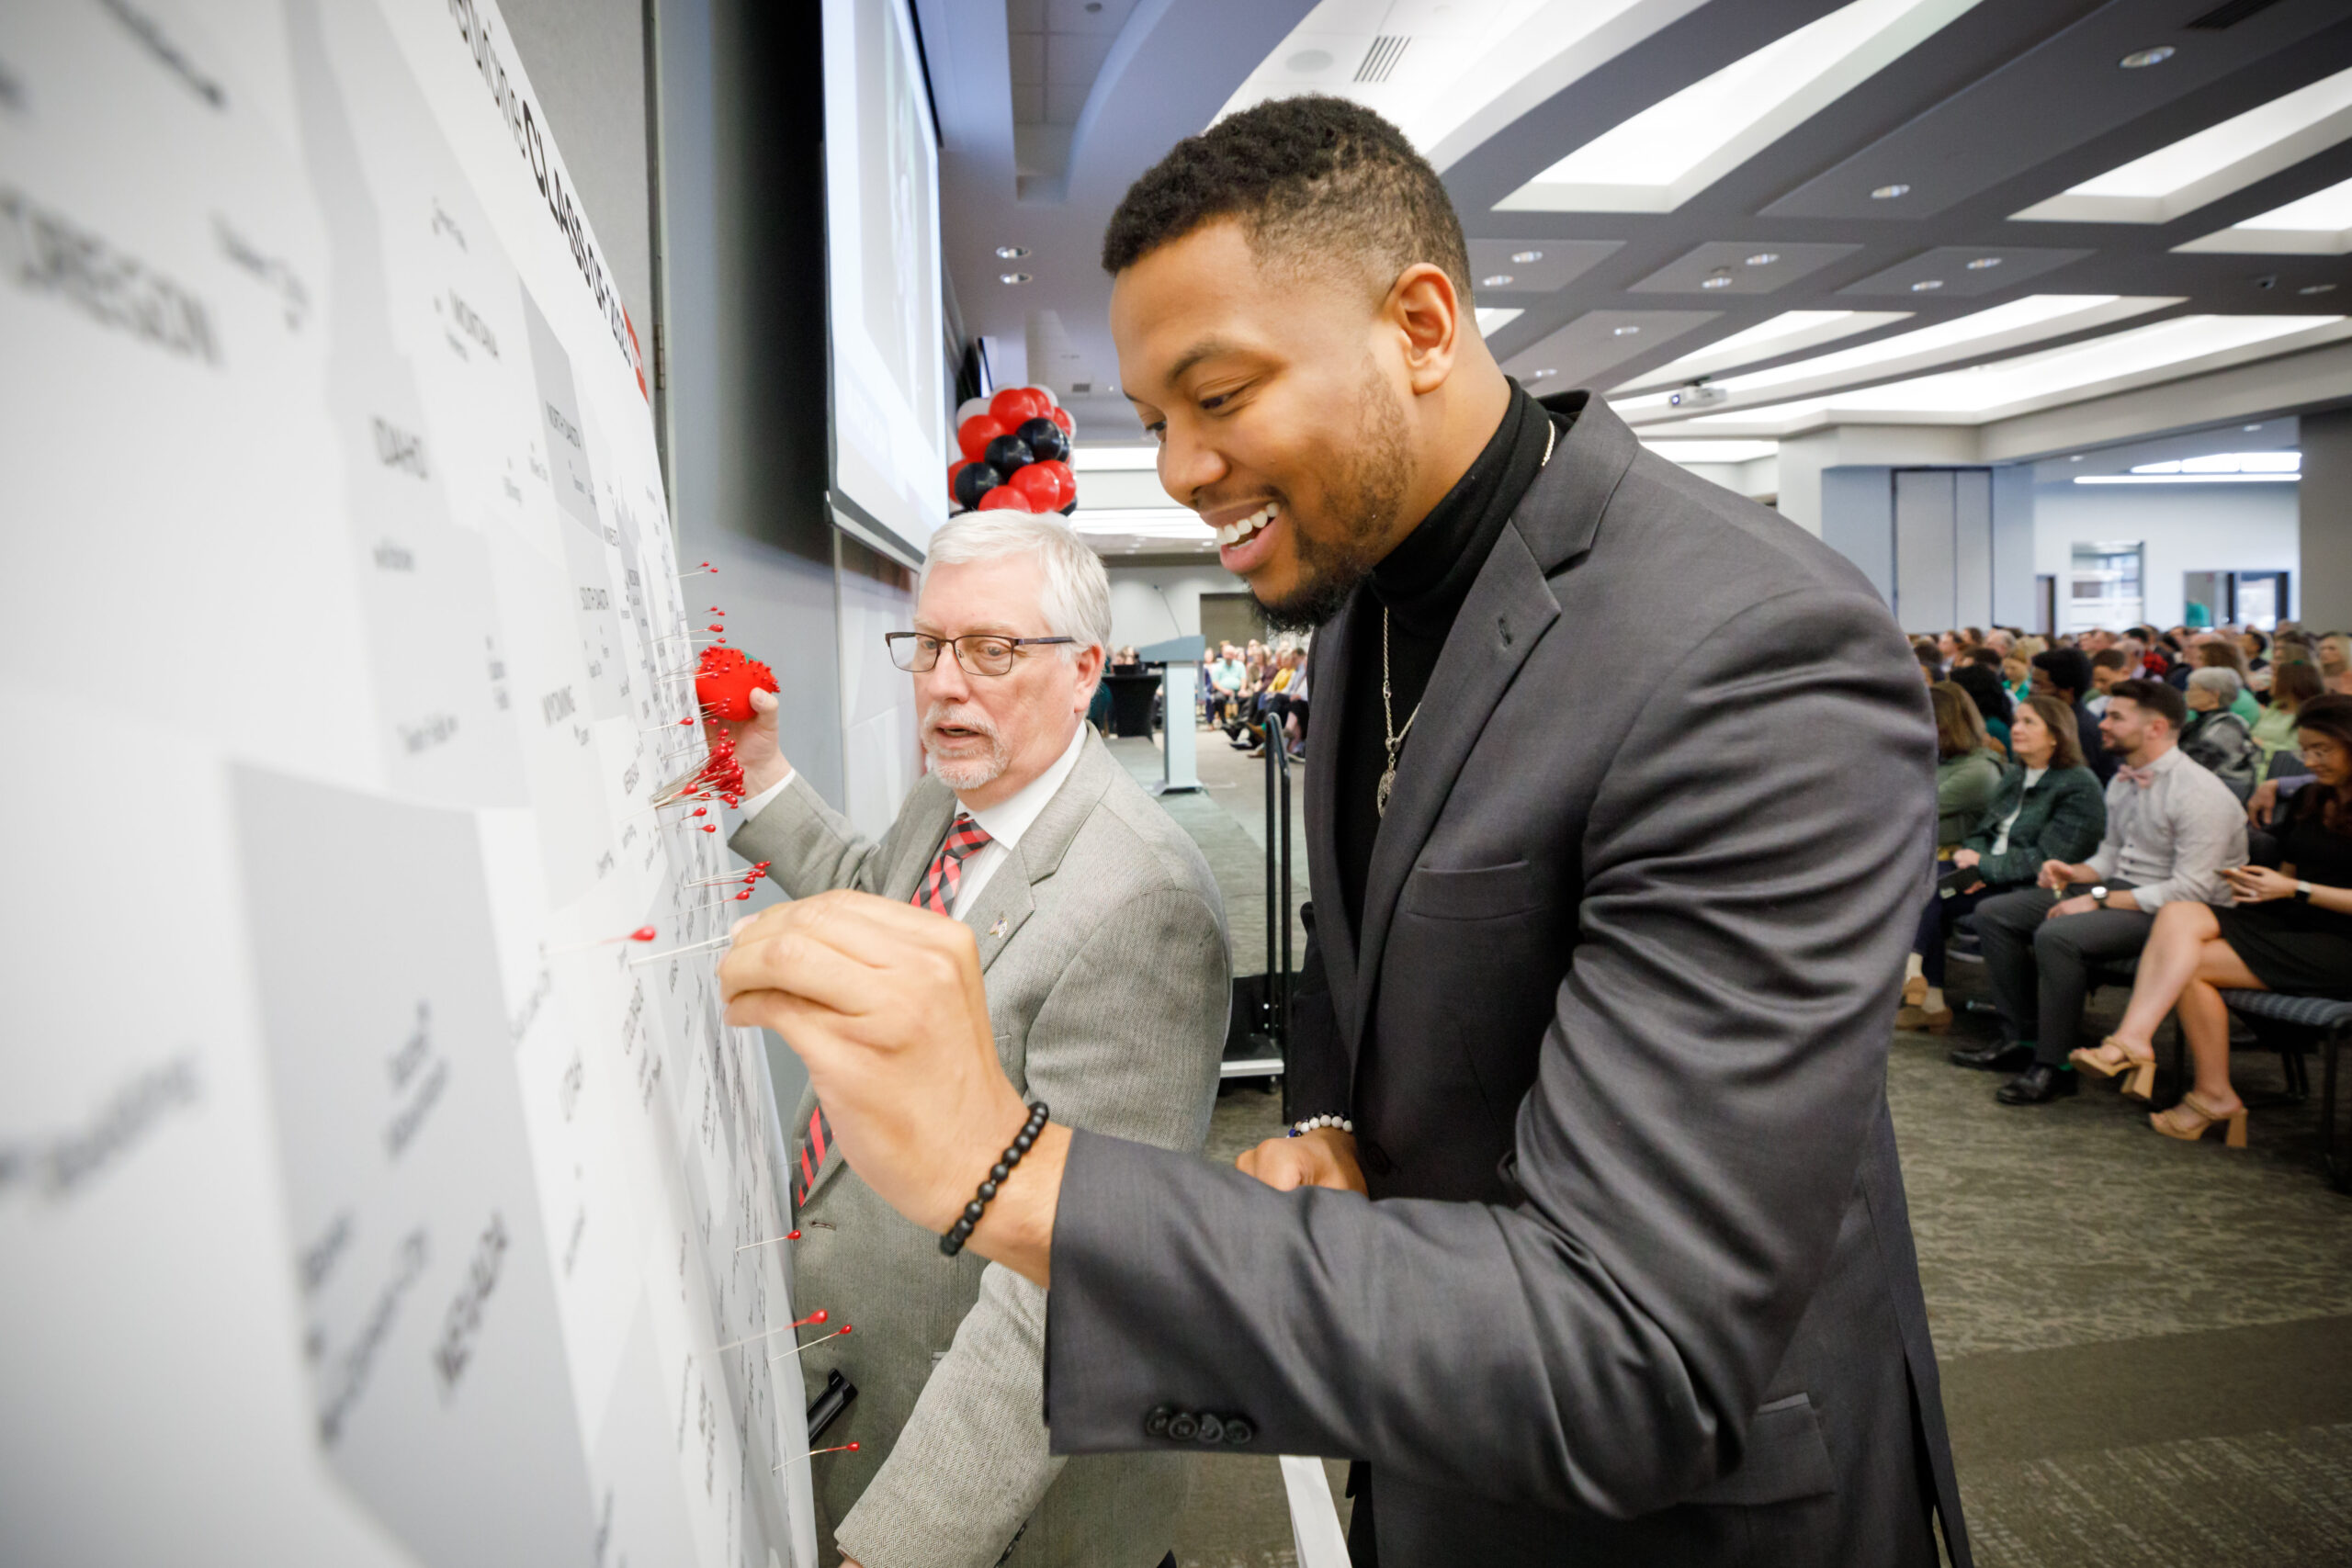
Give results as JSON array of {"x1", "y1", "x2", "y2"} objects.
[{"x1": 718, "y1": 512, "x2": 1230, "y2": 1568}]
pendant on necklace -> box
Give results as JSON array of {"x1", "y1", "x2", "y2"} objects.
[{"x1": 1377, "y1": 764, "x2": 1396, "y2": 818}]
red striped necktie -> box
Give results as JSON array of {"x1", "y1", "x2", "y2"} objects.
[
  {"x1": 798, "y1": 814, "x2": 994, "y2": 1203},
  {"x1": 914, "y1": 813, "x2": 993, "y2": 915}
]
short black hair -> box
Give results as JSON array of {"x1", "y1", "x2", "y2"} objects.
[
  {"x1": 1102, "y1": 96, "x2": 1472, "y2": 302},
  {"x1": 2108, "y1": 677, "x2": 2187, "y2": 731},
  {"x1": 2032, "y1": 647, "x2": 2093, "y2": 699}
]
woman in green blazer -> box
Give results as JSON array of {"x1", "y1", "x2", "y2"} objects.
[
  {"x1": 1904, "y1": 694, "x2": 2108, "y2": 1029},
  {"x1": 1932, "y1": 682, "x2": 2004, "y2": 847}
]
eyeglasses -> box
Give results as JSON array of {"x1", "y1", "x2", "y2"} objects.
[{"x1": 886, "y1": 632, "x2": 1074, "y2": 677}]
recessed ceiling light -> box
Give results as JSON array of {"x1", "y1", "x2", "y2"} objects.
[
  {"x1": 2301, "y1": 282, "x2": 2339, "y2": 295},
  {"x1": 1702, "y1": 271, "x2": 1735, "y2": 289},
  {"x1": 1911, "y1": 279, "x2": 1944, "y2": 291},
  {"x1": 2120, "y1": 46, "x2": 2174, "y2": 69},
  {"x1": 1285, "y1": 49, "x2": 1333, "y2": 73},
  {"x1": 1530, "y1": 368, "x2": 1558, "y2": 379},
  {"x1": 1745, "y1": 253, "x2": 1780, "y2": 266},
  {"x1": 1965, "y1": 256, "x2": 2002, "y2": 270},
  {"x1": 1000, "y1": 271, "x2": 1032, "y2": 285},
  {"x1": 2070, "y1": 454, "x2": 2084, "y2": 461},
  {"x1": 1871, "y1": 183, "x2": 1911, "y2": 200},
  {"x1": 994, "y1": 245, "x2": 1030, "y2": 259},
  {"x1": 1612, "y1": 325, "x2": 1641, "y2": 336},
  {"x1": 1482, "y1": 274, "x2": 1515, "y2": 288},
  {"x1": 2245, "y1": 423, "x2": 2262, "y2": 431},
  {"x1": 1510, "y1": 249, "x2": 1544, "y2": 265}
]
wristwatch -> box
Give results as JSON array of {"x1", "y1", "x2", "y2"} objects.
[
  {"x1": 2090, "y1": 885, "x2": 2110, "y2": 908},
  {"x1": 2295, "y1": 880, "x2": 2314, "y2": 904}
]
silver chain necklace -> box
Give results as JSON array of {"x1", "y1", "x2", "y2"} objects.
[{"x1": 1376, "y1": 417, "x2": 1555, "y2": 819}]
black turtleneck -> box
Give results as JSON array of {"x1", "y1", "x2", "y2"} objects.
[{"x1": 1334, "y1": 381, "x2": 1568, "y2": 938}]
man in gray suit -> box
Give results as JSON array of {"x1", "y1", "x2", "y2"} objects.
[
  {"x1": 719, "y1": 512, "x2": 1227, "y2": 1568},
  {"x1": 719, "y1": 98, "x2": 1969, "y2": 1566}
]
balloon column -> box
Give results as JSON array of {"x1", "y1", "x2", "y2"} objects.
[{"x1": 948, "y1": 386, "x2": 1079, "y2": 517}]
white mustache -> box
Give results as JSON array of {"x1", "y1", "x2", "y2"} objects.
[{"x1": 922, "y1": 703, "x2": 1000, "y2": 742}]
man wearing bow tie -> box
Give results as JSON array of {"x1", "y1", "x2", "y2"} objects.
[
  {"x1": 1962, "y1": 678, "x2": 2249, "y2": 1104},
  {"x1": 718, "y1": 510, "x2": 1229, "y2": 1568}
]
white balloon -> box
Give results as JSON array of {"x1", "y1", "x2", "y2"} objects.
[{"x1": 957, "y1": 397, "x2": 991, "y2": 425}]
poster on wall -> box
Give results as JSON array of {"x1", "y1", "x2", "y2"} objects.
[{"x1": 0, "y1": 3, "x2": 815, "y2": 1564}]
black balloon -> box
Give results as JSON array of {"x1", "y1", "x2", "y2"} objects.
[
  {"x1": 953, "y1": 461, "x2": 1003, "y2": 511},
  {"x1": 983, "y1": 434, "x2": 1033, "y2": 474},
  {"x1": 1058, "y1": 500, "x2": 1077, "y2": 516},
  {"x1": 1016, "y1": 416, "x2": 1069, "y2": 463}
]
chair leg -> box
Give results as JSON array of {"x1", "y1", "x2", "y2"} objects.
[
  {"x1": 2324, "y1": 1037, "x2": 2348, "y2": 1195},
  {"x1": 2161, "y1": 1013, "x2": 2187, "y2": 1112},
  {"x1": 2282, "y1": 1046, "x2": 2310, "y2": 1103}
]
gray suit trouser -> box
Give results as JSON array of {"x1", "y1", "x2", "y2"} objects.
[{"x1": 1973, "y1": 885, "x2": 2153, "y2": 1066}]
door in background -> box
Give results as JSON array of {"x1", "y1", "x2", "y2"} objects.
[{"x1": 1198, "y1": 591, "x2": 1268, "y2": 658}]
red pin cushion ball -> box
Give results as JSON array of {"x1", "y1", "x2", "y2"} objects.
[{"x1": 695, "y1": 645, "x2": 778, "y2": 721}]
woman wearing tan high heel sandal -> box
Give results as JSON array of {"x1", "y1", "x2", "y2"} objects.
[{"x1": 2078, "y1": 695, "x2": 2352, "y2": 1148}]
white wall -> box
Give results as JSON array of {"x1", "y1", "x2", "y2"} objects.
[
  {"x1": 2033, "y1": 479, "x2": 2301, "y2": 627},
  {"x1": 1104, "y1": 563, "x2": 1242, "y2": 650}
]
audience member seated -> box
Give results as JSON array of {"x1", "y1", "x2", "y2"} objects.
[
  {"x1": 1914, "y1": 638, "x2": 1944, "y2": 683},
  {"x1": 1955, "y1": 680, "x2": 2247, "y2": 1105},
  {"x1": 2070, "y1": 695, "x2": 2352, "y2": 1147},
  {"x1": 2033, "y1": 645, "x2": 2116, "y2": 784},
  {"x1": 2253, "y1": 660, "x2": 2323, "y2": 763},
  {"x1": 2086, "y1": 648, "x2": 2130, "y2": 716},
  {"x1": 2241, "y1": 626, "x2": 2270, "y2": 680},
  {"x1": 1206, "y1": 642, "x2": 1247, "y2": 726},
  {"x1": 1110, "y1": 645, "x2": 1143, "y2": 673},
  {"x1": 2189, "y1": 637, "x2": 2262, "y2": 722},
  {"x1": 1951, "y1": 661, "x2": 2014, "y2": 756},
  {"x1": 2322, "y1": 634, "x2": 2352, "y2": 696},
  {"x1": 1904, "y1": 694, "x2": 2104, "y2": 1032},
  {"x1": 2001, "y1": 652, "x2": 2033, "y2": 705},
  {"x1": 1932, "y1": 682, "x2": 2004, "y2": 846},
  {"x1": 2182, "y1": 667, "x2": 2261, "y2": 800}
]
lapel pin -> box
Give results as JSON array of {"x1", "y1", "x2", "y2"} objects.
[{"x1": 988, "y1": 915, "x2": 1007, "y2": 939}]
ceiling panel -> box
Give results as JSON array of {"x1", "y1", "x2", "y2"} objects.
[
  {"x1": 1465, "y1": 237, "x2": 1623, "y2": 294},
  {"x1": 1837, "y1": 244, "x2": 2095, "y2": 298},
  {"x1": 1502, "y1": 310, "x2": 1723, "y2": 388},
  {"x1": 1629, "y1": 241, "x2": 1863, "y2": 295},
  {"x1": 1760, "y1": 0, "x2": 2351, "y2": 221}
]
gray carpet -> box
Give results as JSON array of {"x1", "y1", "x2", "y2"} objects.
[{"x1": 1109, "y1": 725, "x2": 2352, "y2": 1567}]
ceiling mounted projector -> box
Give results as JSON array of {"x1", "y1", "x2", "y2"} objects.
[{"x1": 1668, "y1": 383, "x2": 1728, "y2": 409}]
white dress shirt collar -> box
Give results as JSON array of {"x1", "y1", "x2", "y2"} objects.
[{"x1": 960, "y1": 720, "x2": 1087, "y2": 852}]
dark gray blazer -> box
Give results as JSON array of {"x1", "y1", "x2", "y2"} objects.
[{"x1": 1040, "y1": 396, "x2": 1970, "y2": 1566}]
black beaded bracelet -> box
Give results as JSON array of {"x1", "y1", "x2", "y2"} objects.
[{"x1": 940, "y1": 1101, "x2": 1051, "y2": 1257}]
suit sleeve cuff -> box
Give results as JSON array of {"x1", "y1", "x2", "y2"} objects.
[{"x1": 738, "y1": 768, "x2": 795, "y2": 822}]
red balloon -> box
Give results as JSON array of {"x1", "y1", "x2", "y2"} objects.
[
  {"x1": 1009, "y1": 464, "x2": 1061, "y2": 511},
  {"x1": 1032, "y1": 457, "x2": 1076, "y2": 508},
  {"x1": 957, "y1": 415, "x2": 1007, "y2": 463},
  {"x1": 1048, "y1": 405, "x2": 1074, "y2": 435},
  {"x1": 977, "y1": 485, "x2": 1030, "y2": 512},
  {"x1": 990, "y1": 387, "x2": 1049, "y2": 426}
]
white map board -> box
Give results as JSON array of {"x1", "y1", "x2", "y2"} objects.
[{"x1": 0, "y1": 3, "x2": 814, "y2": 1563}]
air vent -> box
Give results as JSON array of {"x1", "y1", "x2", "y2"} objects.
[
  {"x1": 2186, "y1": 0, "x2": 2286, "y2": 29},
  {"x1": 1355, "y1": 35, "x2": 1408, "y2": 84}
]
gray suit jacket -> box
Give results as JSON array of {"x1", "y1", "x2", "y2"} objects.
[
  {"x1": 731, "y1": 731, "x2": 1227, "y2": 1568},
  {"x1": 1041, "y1": 396, "x2": 1972, "y2": 1566}
]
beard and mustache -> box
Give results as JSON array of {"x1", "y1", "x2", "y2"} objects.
[
  {"x1": 1252, "y1": 358, "x2": 1413, "y2": 632},
  {"x1": 922, "y1": 700, "x2": 1012, "y2": 791}
]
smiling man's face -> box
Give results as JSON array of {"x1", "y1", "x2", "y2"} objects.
[{"x1": 1111, "y1": 220, "x2": 1435, "y2": 629}]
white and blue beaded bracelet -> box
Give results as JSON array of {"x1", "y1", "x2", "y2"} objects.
[{"x1": 1286, "y1": 1114, "x2": 1352, "y2": 1137}]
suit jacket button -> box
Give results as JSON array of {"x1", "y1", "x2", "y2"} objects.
[
  {"x1": 1193, "y1": 1414, "x2": 1224, "y2": 1444},
  {"x1": 1167, "y1": 1412, "x2": 1198, "y2": 1441},
  {"x1": 1144, "y1": 1405, "x2": 1173, "y2": 1438},
  {"x1": 1224, "y1": 1417, "x2": 1254, "y2": 1446}
]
